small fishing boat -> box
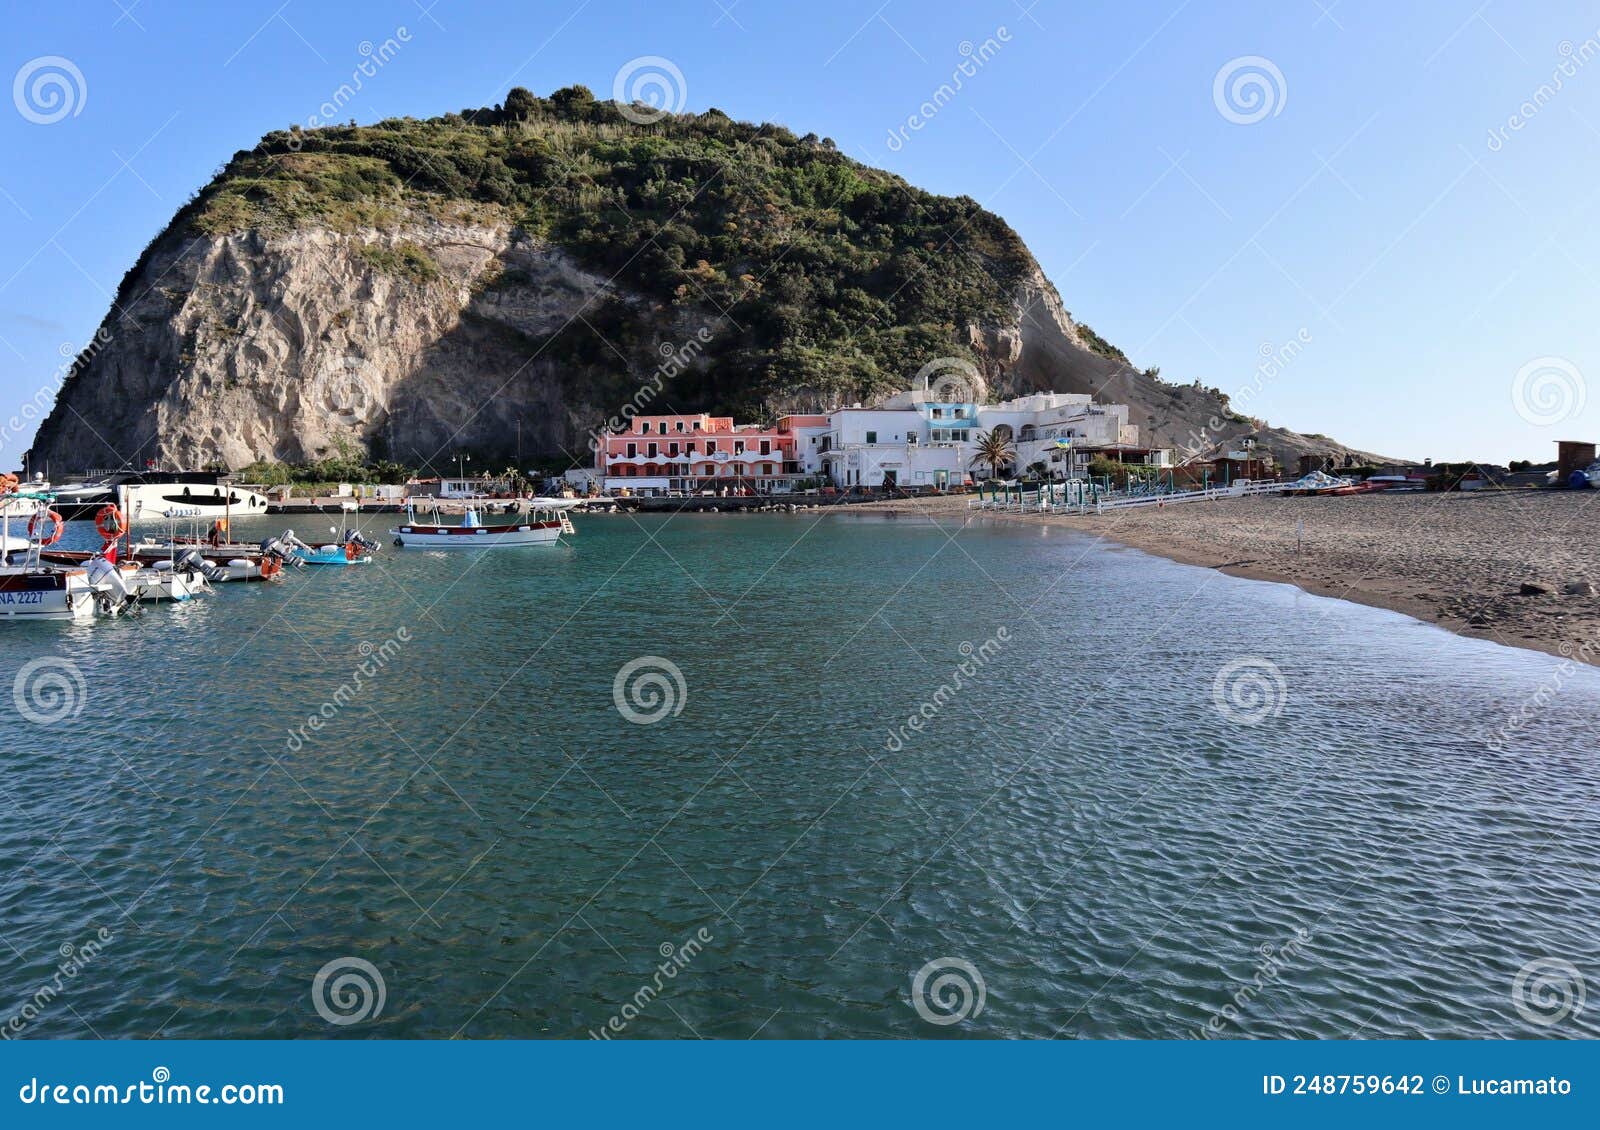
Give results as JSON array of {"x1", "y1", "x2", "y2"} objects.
[
  {"x1": 292, "y1": 528, "x2": 379, "y2": 565},
  {"x1": 390, "y1": 502, "x2": 577, "y2": 548},
  {"x1": 122, "y1": 559, "x2": 211, "y2": 602},
  {"x1": 0, "y1": 489, "x2": 110, "y2": 620},
  {"x1": 42, "y1": 506, "x2": 273, "y2": 584},
  {"x1": 0, "y1": 563, "x2": 100, "y2": 620},
  {"x1": 130, "y1": 510, "x2": 286, "y2": 581}
]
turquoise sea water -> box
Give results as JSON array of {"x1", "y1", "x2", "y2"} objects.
[{"x1": 2, "y1": 511, "x2": 1597, "y2": 1039}]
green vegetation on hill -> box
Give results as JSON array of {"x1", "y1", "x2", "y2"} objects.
[{"x1": 183, "y1": 85, "x2": 1036, "y2": 409}]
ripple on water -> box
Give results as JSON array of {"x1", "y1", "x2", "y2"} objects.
[{"x1": 2, "y1": 514, "x2": 1598, "y2": 1038}]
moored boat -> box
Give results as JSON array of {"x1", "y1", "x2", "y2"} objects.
[
  {"x1": 284, "y1": 527, "x2": 379, "y2": 565},
  {"x1": 49, "y1": 469, "x2": 269, "y2": 522},
  {"x1": 0, "y1": 489, "x2": 103, "y2": 620},
  {"x1": 120, "y1": 510, "x2": 287, "y2": 581},
  {"x1": 0, "y1": 564, "x2": 98, "y2": 621},
  {"x1": 390, "y1": 502, "x2": 577, "y2": 548}
]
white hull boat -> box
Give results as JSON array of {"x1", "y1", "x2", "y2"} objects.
[
  {"x1": 390, "y1": 502, "x2": 577, "y2": 548},
  {"x1": 49, "y1": 471, "x2": 268, "y2": 522},
  {"x1": 0, "y1": 487, "x2": 97, "y2": 620},
  {"x1": 0, "y1": 565, "x2": 97, "y2": 621}
]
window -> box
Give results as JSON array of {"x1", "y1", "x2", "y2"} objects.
[
  {"x1": 658, "y1": 422, "x2": 667, "y2": 435},
  {"x1": 693, "y1": 421, "x2": 702, "y2": 430},
  {"x1": 675, "y1": 421, "x2": 685, "y2": 432},
  {"x1": 706, "y1": 441, "x2": 717, "y2": 454},
  {"x1": 734, "y1": 441, "x2": 745, "y2": 454},
  {"x1": 760, "y1": 440, "x2": 770, "y2": 455},
  {"x1": 626, "y1": 443, "x2": 637, "y2": 458},
  {"x1": 762, "y1": 463, "x2": 773, "y2": 475},
  {"x1": 686, "y1": 442, "x2": 697, "y2": 454},
  {"x1": 639, "y1": 420, "x2": 650, "y2": 433},
  {"x1": 668, "y1": 443, "x2": 679, "y2": 456},
  {"x1": 932, "y1": 408, "x2": 944, "y2": 419},
  {"x1": 647, "y1": 443, "x2": 657, "y2": 457},
  {"x1": 866, "y1": 431, "x2": 877, "y2": 444}
]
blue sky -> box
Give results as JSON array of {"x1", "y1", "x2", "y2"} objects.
[{"x1": 2, "y1": 0, "x2": 1598, "y2": 465}]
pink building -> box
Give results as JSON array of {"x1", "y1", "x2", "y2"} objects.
[{"x1": 595, "y1": 413, "x2": 802, "y2": 493}]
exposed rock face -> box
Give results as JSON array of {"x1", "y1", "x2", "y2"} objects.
[
  {"x1": 32, "y1": 214, "x2": 643, "y2": 471},
  {"x1": 30, "y1": 215, "x2": 1387, "y2": 474}
]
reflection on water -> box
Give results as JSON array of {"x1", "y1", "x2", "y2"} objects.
[{"x1": 2, "y1": 512, "x2": 1597, "y2": 1039}]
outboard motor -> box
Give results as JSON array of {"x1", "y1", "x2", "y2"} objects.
[
  {"x1": 175, "y1": 548, "x2": 230, "y2": 583},
  {"x1": 85, "y1": 555, "x2": 139, "y2": 616},
  {"x1": 343, "y1": 528, "x2": 378, "y2": 552},
  {"x1": 259, "y1": 535, "x2": 305, "y2": 568}
]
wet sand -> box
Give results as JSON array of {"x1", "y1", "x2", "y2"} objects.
[{"x1": 846, "y1": 490, "x2": 1600, "y2": 666}]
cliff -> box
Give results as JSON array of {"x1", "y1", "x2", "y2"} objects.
[{"x1": 27, "y1": 86, "x2": 1387, "y2": 474}]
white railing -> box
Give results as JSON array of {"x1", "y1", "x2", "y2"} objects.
[
  {"x1": 1092, "y1": 480, "x2": 1282, "y2": 512},
  {"x1": 967, "y1": 479, "x2": 1283, "y2": 514}
]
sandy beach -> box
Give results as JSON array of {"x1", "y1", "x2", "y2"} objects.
[{"x1": 849, "y1": 489, "x2": 1600, "y2": 666}]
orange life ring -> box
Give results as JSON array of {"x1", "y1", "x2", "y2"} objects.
[
  {"x1": 95, "y1": 504, "x2": 126, "y2": 540},
  {"x1": 29, "y1": 509, "x2": 65, "y2": 546}
]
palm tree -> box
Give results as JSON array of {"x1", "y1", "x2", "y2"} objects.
[
  {"x1": 499, "y1": 464, "x2": 526, "y2": 496},
  {"x1": 970, "y1": 429, "x2": 1015, "y2": 480}
]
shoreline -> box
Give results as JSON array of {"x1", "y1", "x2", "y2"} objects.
[{"x1": 840, "y1": 491, "x2": 1600, "y2": 668}]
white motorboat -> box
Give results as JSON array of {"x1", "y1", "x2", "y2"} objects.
[
  {"x1": 0, "y1": 489, "x2": 98, "y2": 620},
  {"x1": 389, "y1": 501, "x2": 578, "y2": 547},
  {"x1": 127, "y1": 508, "x2": 288, "y2": 582},
  {"x1": 49, "y1": 469, "x2": 269, "y2": 522}
]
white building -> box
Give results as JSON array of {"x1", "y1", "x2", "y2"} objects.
[
  {"x1": 777, "y1": 415, "x2": 833, "y2": 478},
  {"x1": 817, "y1": 387, "x2": 1168, "y2": 488},
  {"x1": 820, "y1": 407, "x2": 975, "y2": 489},
  {"x1": 979, "y1": 393, "x2": 1166, "y2": 479}
]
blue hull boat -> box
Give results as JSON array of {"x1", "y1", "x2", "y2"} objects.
[{"x1": 292, "y1": 545, "x2": 373, "y2": 565}]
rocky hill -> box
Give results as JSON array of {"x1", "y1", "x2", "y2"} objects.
[{"x1": 27, "y1": 86, "x2": 1389, "y2": 475}]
